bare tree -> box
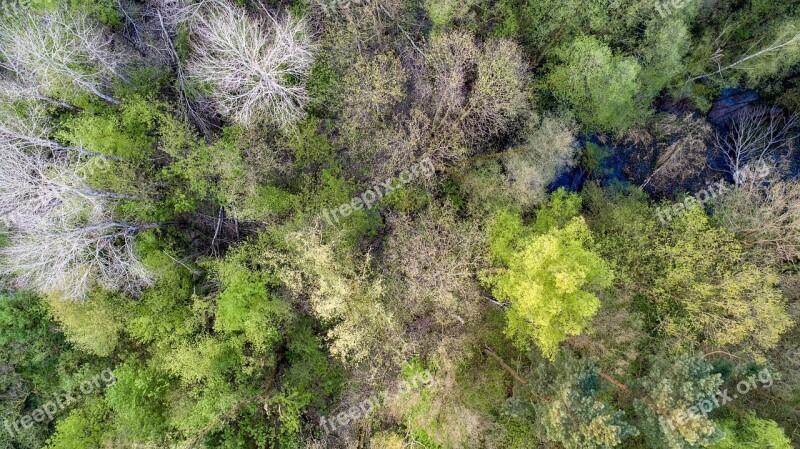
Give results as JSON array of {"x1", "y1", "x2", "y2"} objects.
[
  {"x1": 184, "y1": 0, "x2": 314, "y2": 128},
  {"x1": 0, "y1": 104, "x2": 64, "y2": 151},
  {"x1": 0, "y1": 142, "x2": 155, "y2": 300},
  {"x1": 378, "y1": 32, "x2": 530, "y2": 178},
  {"x1": 0, "y1": 145, "x2": 100, "y2": 230},
  {"x1": 0, "y1": 8, "x2": 126, "y2": 104},
  {"x1": 502, "y1": 114, "x2": 578, "y2": 206},
  {"x1": 384, "y1": 204, "x2": 486, "y2": 327},
  {"x1": 712, "y1": 106, "x2": 797, "y2": 184},
  {"x1": 0, "y1": 104, "x2": 124, "y2": 159},
  {"x1": 0, "y1": 73, "x2": 81, "y2": 110},
  {"x1": 0, "y1": 139, "x2": 144, "y2": 226},
  {"x1": 716, "y1": 177, "x2": 800, "y2": 265},
  {"x1": 464, "y1": 38, "x2": 529, "y2": 142},
  {"x1": 0, "y1": 221, "x2": 159, "y2": 300}
]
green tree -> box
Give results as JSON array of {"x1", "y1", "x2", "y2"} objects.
[
  {"x1": 104, "y1": 362, "x2": 172, "y2": 443},
  {"x1": 710, "y1": 413, "x2": 792, "y2": 449},
  {"x1": 505, "y1": 351, "x2": 639, "y2": 449},
  {"x1": 634, "y1": 357, "x2": 723, "y2": 449},
  {"x1": 584, "y1": 185, "x2": 792, "y2": 360},
  {"x1": 487, "y1": 191, "x2": 614, "y2": 359},
  {"x1": 547, "y1": 35, "x2": 645, "y2": 134},
  {"x1": 45, "y1": 398, "x2": 109, "y2": 449}
]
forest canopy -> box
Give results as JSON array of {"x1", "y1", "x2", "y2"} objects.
[{"x1": 0, "y1": 0, "x2": 800, "y2": 448}]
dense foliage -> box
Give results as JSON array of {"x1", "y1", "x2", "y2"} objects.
[{"x1": 0, "y1": 0, "x2": 799, "y2": 448}]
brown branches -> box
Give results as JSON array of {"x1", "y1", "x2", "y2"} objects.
[{"x1": 483, "y1": 345, "x2": 528, "y2": 386}]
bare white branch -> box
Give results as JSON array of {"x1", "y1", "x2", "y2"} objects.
[
  {"x1": 184, "y1": 1, "x2": 315, "y2": 127},
  {"x1": 0, "y1": 104, "x2": 124, "y2": 159},
  {"x1": 0, "y1": 8, "x2": 126, "y2": 104},
  {"x1": 712, "y1": 106, "x2": 797, "y2": 183},
  {"x1": 0, "y1": 144, "x2": 122, "y2": 230},
  {"x1": 0, "y1": 221, "x2": 157, "y2": 300}
]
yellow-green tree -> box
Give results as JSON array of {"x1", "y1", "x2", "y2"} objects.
[{"x1": 488, "y1": 205, "x2": 614, "y2": 359}]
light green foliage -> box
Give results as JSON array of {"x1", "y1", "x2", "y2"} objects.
[
  {"x1": 487, "y1": 191, "x2": 614, "y2": 359},
  {"x1": 382, "y1": 185, "x2": 431, "y2": 213},
  {"x1": 486, "y1": 207, "x2": 526, "y2": 264},
  {"x1": 424, "y1": 0, "x2": 479, "y2": 29},
  {"x1": 582, "y1": 182, "x2": 661, "y2": 280},
  {"x1": 493, "y1": 216, "x2": 613, "y2": 358},
  {"x1": 635, "y1": 357, "x2": 723, "y2": 449},
  {"x1": 287, "y1": 116, "x2": 336, "y2": 169},
  {"x1": 710, "y1": 413, "x2": 792, "y2": 449},
  {"x1": 27, "y1": 0, "x2": 121, "y2": 25},
  {"x1": 487, "y1": 0, "x2": 606, "y2": 50},
  {"x1": 239, "y1": 185, "x2": 298, "y2": 222},
  {"x1": 45, "y1": 398, "x2": 109, "y2": 449},
  {"x1": 46, "y1": 290, "x2": 125, "y2": 357},
  {"x1": 165, "y1": 335, "x2": 243, "y2": 386},
  {"x1": 585, "y1": 185, "x2": 792, "y2": 359},
  {"x1": 163, "y1": 125, "x2": 252, "y2": 214},
  {"x1": 56, "y1": 97, "x2": 162, "y2": 160},
  {"x1": 210, "y1": 238, "x2": 292, "y2": 354},
  {"x1": 54, "y1": 97, "x2": 185, "y2": 219},
  {"x1": 486, "y1": 0, "x2": 669, "y2": 59},
  {"x1": 105, "y1": 362, "x2": 172, "y2": 442},
  {"x1": 286, "y1": 229, "x2": 405, "y2": 367},
  {"x1": 638, "y1": 19, "x2": 691, "y2": 99},
  {"x1": 649, "y1": 207, "x2": 791, "y2": 358},
  {"x1": 124, "y1": 233, "x2": 195, "y2": 346},
  {"x1": 547, "y1": 35, "x2": 646, "y2": 134},
  {"x1": 298, "y1": 166, "x2": 383, "y2": 248},
  {"x1": 531, "y1": 187, "x2": 583, "y2": 234}
]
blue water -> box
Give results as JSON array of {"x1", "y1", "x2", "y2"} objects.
[{"x1": 547, "y1": 88, "x2": 799, "y2": 197}]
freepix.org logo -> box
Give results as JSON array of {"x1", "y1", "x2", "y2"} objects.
[
  {"x1": 317, "y1": 0, "x2": 365, "y2": 16},
  {"x1": 3, "y1": 368, "x2": 117, "y2": 437},
  {"x1": 659, "y1": 368, "x2": 774, "y2": 432},
  {"x1": 321, "y1": 157, "x2": 435, "y2": 226}
]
